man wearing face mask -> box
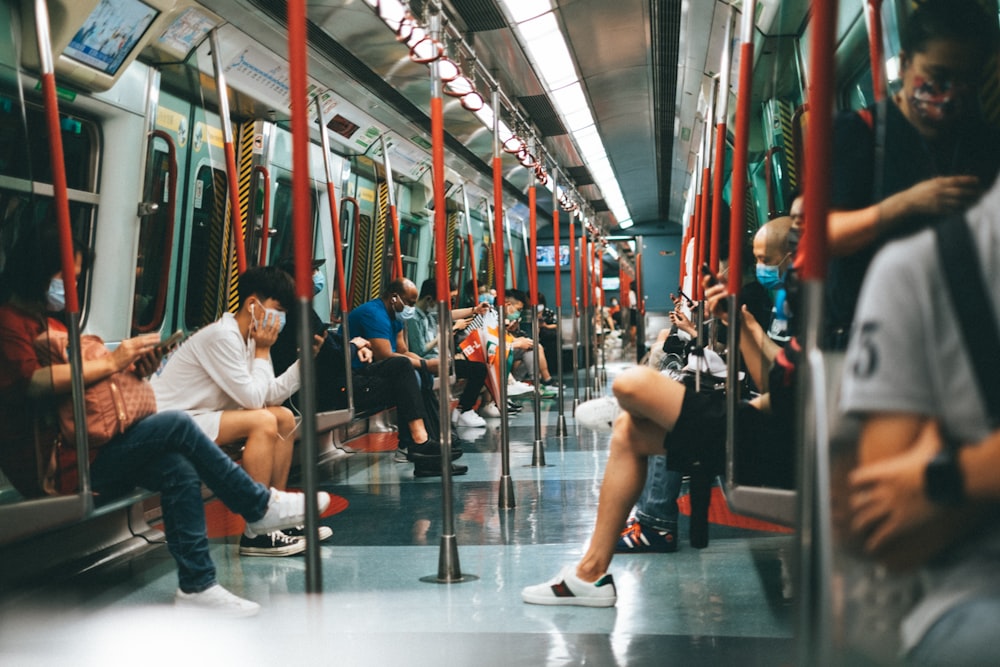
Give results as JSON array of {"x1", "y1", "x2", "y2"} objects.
[
  {"x1": 152, "y1": 266, "x2": 318, "y2": 557},
  {"x1": 752, "y1": 216, "x2": 793, "y2": 344},
  {"x1": 348, "y1": 278, "x2": 466, "y2": 463},
  {"x1": 826, "y1": 0, "x2": 1000, "y2": 349}
]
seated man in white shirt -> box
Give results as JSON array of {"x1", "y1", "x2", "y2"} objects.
[{"x1": 152, "y1": 266, "x2": 323, "y2": 557}]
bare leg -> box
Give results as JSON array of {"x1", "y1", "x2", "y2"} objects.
[
  {"x1": 216, "y1": 406, "x2": 296, "y2": 490},
  {"x1": 575, "y1": 367, "x2": 687, "y2": 582},
  {"x1": 407, "y1": 419, "x2": 428, "y2": 443}
]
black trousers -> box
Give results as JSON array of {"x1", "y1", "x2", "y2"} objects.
[
  {"x1": 453, "y1": 358, "x2": 487, "y2": 411},
  {"x1": 354, "y1": 357, "x2": 426, "y2": 428}
]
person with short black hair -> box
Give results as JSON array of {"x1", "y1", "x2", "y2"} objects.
[{"x1": 152, "y1": 265, "x2": 320, "y2": 557}]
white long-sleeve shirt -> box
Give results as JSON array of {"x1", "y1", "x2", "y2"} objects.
[{"x1": 151, "y1": 312, "x2": 300, "y2": 440}]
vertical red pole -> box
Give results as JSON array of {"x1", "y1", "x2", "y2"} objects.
[
  {"x1": 699, "y1": 164, "x2": 712, "y2": 291},
  {"x1": 865, "y1": 0, "x2": 885, "y2": 102},
  {"x1": 693, "y1": 194, "x2": 704, "y2": 298},
  {"x1": 528, "y1": 184, "x2": 538, "y2": 301},
  {"x1": 210, "y1": 30, "x2": 247, "y2": 274},
  {"x1": 433, "y1": 104, "x2": 449, "y2": 301},
  {"x1": 802, "y1": 0, "x2": 836, "y2": 281},
  {"x1": 569, "y1": 213, "x2": 577, "y2": 316},
  {"x1": 728, "y1": 5, "x2": 757, "y2": 296},
  {"x1": 580, "y1": 236, "x2": 589, "y2": 311},
  {"x1": 635, "y1": 251, "x2": 644, "y2": 315},
  {"x1": 711, "y1": 8, "x2": 734, "y2": 274},
  {"x1": 551, "y1": 172, "x2": 562, "y2": 311}
]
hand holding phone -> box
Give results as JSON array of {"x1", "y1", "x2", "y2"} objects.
[
  {"x1": 158, "y1": 329, "x2": 185, "y2": 353},
  {"x1": 701, "y1": 262, "x2": 719, "y2": 287}
]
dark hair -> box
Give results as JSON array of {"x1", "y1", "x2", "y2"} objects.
[
  {"x1": 506, "y1": 289, "x2": 528, "y2": 307},
  {"x1": 419, "y1": 279, "x2": 436, "y2": 300},
  {"x1": 902, "y1": 0, "x2": 999, "y2": 62},
  {"x1": 2, "y1": 219, "x2": 91, "y2": 306},
  {"x1": 238, "y1": 266, "x2": 295, "y2": 310}
]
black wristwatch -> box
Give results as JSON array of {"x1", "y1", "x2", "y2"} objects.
[{"x1": 924, "y1": 449, "x2": 965, "y2": 506}]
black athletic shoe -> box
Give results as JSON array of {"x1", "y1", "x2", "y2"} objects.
[
  {"x1": 413, "y1": 463, "x2": 469, "y2": 478},
  {"x1": 405, "y1": 439, "x2": 464, "y2": 462}
]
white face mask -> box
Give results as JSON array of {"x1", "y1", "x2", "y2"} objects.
[
  {"x1": 250, "y1": 302, "x2": 287, "y2": 333},
  {"x1": 397, "y1": 304, "x2": 417, "y2": 321},
  {"x1": 46, "y1": 278, "x2": 66, "y2": 311}
]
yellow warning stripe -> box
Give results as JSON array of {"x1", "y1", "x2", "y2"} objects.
[
  {"x1": 204, "y1": 170, "x2": 228, "y2": 325},
  {"x1": 373, "y1": 182, "x2": 388, "y2": 299},
  {"x1": 777, "y1": 100, "x2": 797, "y2": 190},
  {"x1": 350, "y1": 211, "x2": 372, "y2": 309},
  {"x1": 446, "y1": 211, "x2": 458, "y2": 280}
]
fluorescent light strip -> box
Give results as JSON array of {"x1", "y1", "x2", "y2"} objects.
[{"x1": 499, "y1": 0, "x2": 634, "y2": 227}]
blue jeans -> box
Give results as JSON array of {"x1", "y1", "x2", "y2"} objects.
[
  {"x1": 634, "y1": 455, "x2": 682, "y2": 533},
  {"x1": 90, "y1": 411, "x2": 271, "y2": 593},
  {"x1": 906, "y1": 597, "x2": 1000, "y2": 666}
]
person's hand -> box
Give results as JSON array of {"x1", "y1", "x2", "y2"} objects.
[
  {"x1": 739, "y1": 305, "x2": 765, "y2": 345},
  {"x1": 473, "y1": 301, "x2": 491, "y2": 316},
  {"x1": 849, "y1": 421, "x2": 944, "y2": 556},
  {"x1": 703, "y1": 279, "x2": 731, "y2": 325},
  {"x1": 356, "y1": 346, "x2": 373, "y2": 364},
  {"x1": 111, "y1": 334, "x2": 160, "y2": 372},
  {"x1": 312, "y1": 333, "x2": 326, "y2": 358},
  {"x1": 350, "y1": 337, "x2": 370, "y2": 350},
  {"x1": 132, "y1": 348, "x2": 163, "y2": 378},
  {"x1": 251, "y1": 311, "x2": 282, "y2": 350},
  {"x1": 669, "y1": 308, "x2": 696, "y2": 337},
  {"x1": 512, "y1": 336, "x2": 533, "y2": 350},
  {"x1": 453, "y1": 317, "x2": 472, "y2": 331},
  {"x1": 899, "y1": 175, "x2": 981, "y2": 218}
]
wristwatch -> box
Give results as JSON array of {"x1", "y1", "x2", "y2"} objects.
[{"x1": 924, "y1": 449, "x2": 965, "y2": 506}]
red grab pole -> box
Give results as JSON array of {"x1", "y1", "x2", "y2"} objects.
[
  {"x1": 728, "y1": 3, "x2": 757, "y2": 295},
  {"x1": 551, "y1": 171, "x2": 562, "y2": 310},
  {"x1": 864, "y1": 0, "x2": 886, "y2": 102},
  {"x1": 710, "y1": 7, "x2": 734, "y2": 274}
]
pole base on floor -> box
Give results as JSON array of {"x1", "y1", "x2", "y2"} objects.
[
  {"x1": 498, "y1": 474, "x2": 516, "y2": 509},
  {"x1": 557, "y1": 414, "x2": 568, "y2": 438},
  {"x1": 530, "y1": 439, "x2": 547, "y2": 466},
  {"x1": 421, "y1": 535, "x2": 479, "y2": 584}
]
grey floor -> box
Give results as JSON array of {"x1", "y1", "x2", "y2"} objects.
[{"x1": 0, "y1": 363, "x2": 794, "y2": 666}]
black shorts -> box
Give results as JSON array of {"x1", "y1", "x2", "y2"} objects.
[
  {"x1": 663, "y1": 389, "x2": 728, "y2": 474},
  {"x1": 663, "y1": 389, "x2": 793, "y2": 488}
]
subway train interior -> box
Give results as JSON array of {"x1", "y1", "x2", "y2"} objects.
[{"x1": 1, "y1": 0, "x2": 998, "y2": 664}]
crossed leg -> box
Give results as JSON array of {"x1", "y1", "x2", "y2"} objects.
[{"x1": 576, "y1": 366, "x2": 687, "y2": 582}]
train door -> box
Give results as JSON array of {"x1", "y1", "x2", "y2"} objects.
[{"x1": 143, "y1": 92, "x2": 236, "y2": 332}]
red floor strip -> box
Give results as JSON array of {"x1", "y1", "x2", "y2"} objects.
[{"x1": 677, "y1": 487, "x2": 793, "y2": 534}]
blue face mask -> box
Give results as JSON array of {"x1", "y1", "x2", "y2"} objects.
[
  {"x1": 478, "y1": 294, "x2": 494, "y2": 305},
  {"x1": 312, "y1": 271, "x2": 326, "y2": 296},
  {"x1": 46, "y1": 278, "x2": 66, "y2": 311},
  {"x1": 755, "y1": 263, "x2": 784, "y2": 290}
]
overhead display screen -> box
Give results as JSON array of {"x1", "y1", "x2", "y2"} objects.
[{"x1": 63, "y1": 0, "x2": 159, "y2": 76}]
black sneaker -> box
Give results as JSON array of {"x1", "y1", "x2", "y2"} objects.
[
  {"x1": 405, "y1": 439, "x2": 464, "y2": 462},
  {"x1": 239, "y1": 530, "x2": 307, "y2": 556},
  {"x1": 282, "y1": 525, "x2": 334, "y2": 542},
  {"x1": 414, "y1": 462, "x2": 469, "y2": 478}
]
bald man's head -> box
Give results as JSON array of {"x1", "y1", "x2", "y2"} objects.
[{"x1": 753, "y1": 216, "x2": 793, "y2": 267}]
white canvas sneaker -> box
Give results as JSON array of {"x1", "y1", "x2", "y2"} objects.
[
  {"x1": 247, "y1": 488, "x2": 331, "y2": 536},
  {"x1": 574, "y1": 396, "x2": 621, "y2": 432},
  {"x1": 175, "y1": 584, "x2": 260, "y2": 617}
]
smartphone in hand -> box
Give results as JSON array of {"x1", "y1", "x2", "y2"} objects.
[
  {"x1": 158, "y1": 329, "x2": 185, "y2": 353},
  {"x1": 701, "y1": 262, "x2": 719, "y2": 286}
]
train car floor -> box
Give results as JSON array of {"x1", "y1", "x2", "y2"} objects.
[{"x1": 0, "y1": 363, "x2": 794, "y2": 666}]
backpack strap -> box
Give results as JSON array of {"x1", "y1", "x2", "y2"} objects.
[{"x1": 934, "y1": 215, "x2": 1000, "y2": 427}]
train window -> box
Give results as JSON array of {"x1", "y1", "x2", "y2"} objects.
[
  {"x1": 400, "y1": 220, "x2": 419, "y2": 280},
  {"x1": 0, "y1": 100, "x2": 97, "y2": 192},
  {"x1": 268, "y1": 179, "x2": 319, "y2": 268},
  {"x1": 132, "y1": 139, "x2": 174, "y2": 333}
]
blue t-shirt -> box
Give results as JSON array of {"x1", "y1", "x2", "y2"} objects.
[{"x1": 347, "y1": 298, "x2": 403, "y2": 369}]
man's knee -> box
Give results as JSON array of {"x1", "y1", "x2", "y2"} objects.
[
  {"x1": 245, "y1": 409, "x2": 279, "y2": 438},
  {"x1": 612, "y1": 366, "x2": 661, "y2": 403},
  {"x1": 271, "y1": 406, "x2": 296, "y2": 436}
]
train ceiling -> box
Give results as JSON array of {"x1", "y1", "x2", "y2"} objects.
[{"x1": 183, "y1": 0, "x2": 805, "y2": 236}]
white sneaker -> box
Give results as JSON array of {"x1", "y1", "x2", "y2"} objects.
[
  {"x1": 479, "y1": 401, "x2": 502, "y2": 418},
  {"x1": 574, "y1": 396, "x2": 621, "y2": 432},
  {"x1": 247, "y1": 488, "x2": 331, "y2": 536},
  {"x1": 175, "y1": 584, "x2": 260, "y2": 617},
  {"x1": 455, "y1": 408, "x2": 487, "y2": 427},
  {"x1": 507, "y1": 380, "x2": 534, "y2": 396},
  {"x1": 521, "y1": 566, "x2": 617, "y2": 607}
]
